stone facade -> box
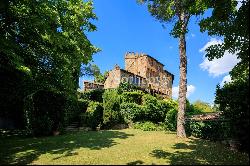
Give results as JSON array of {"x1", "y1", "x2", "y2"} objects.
[
  {"x1": 83, "y1": 52, "x2": 174, "y2": 98},
  {"x1": 83, "y1": 81, "x2": 104, "y2": 91},
  {"x1": 104, "y1": 52, "x2": 174, "y2": 98}
]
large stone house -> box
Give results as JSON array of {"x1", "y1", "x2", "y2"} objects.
[{"x1": 83, "y1": 52, "x2": 174, "y2": 98}]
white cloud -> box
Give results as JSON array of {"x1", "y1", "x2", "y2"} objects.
[
  {"x1": 199, "y1": 38, "x2": 240, "y2": 77},
  {"x1": 169, "y1": 46, "x2": 173, "y2": 49},
  {"x1": 199, "y1": 38, "x2": 222, "y2": 53},
  {"x1": 220, "y1": 75, "x2": 232, "y2": 87},
  {"x1": 236, "y1": 1, "x2": 242, "y2": 10},
  {"x1": 191, "y1": 33, "x2": 195, "y2": 37},
  {"x1": 172, "y1": 85, "x2": 196, "y2": 99}
]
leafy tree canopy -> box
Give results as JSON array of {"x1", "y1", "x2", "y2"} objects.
[
  {"x1": 0, "y1": 0, "x2": 99, "y2": 94},
  {"x1": 199, "y1": 0, "x2": 249, "y2": 81}
]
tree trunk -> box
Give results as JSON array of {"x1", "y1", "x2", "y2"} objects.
[{"x1": 177, "y1": 29, "x2": 187, "y2": 138}]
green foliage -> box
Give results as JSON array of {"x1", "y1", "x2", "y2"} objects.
[
  {"x1": 215, "y1": 79, "x2": 249, "y2": 151},
  {"x1": 142, "y1": 94, "x2": 166, "y2": 122},
  {"x1": 81, "y1": 64, "x2": 108, "y2": 84},
  {"x1": 187, "y1": 121, "x2": 231, "y2": 141},
  {"x1": 120, "y1": 103, "x2": 146, "y2": 123},
  {"x1": 63, "y1": 95, "x2": 80, "y2": 125},
  {"x1": 79, "y1": 89, "x2": 104, "y2": 102},
  {"x1": 80, "y1": 101, "x2": 103, "y2": 130},
  {"x1": 139, "y1": 0, "x2": 207, "y2": 37},
  {"x1": 133, "y1": 121, "x2": 166, "y2": 131},
  {"x1": 78, "y1": 99, "x2": 89, "y2": 113},
  {"x1": 200, "y1": 0, "x2": 249, "y2": 81},
  {"x1": 120, "y1": 90, "x2": 144, "y2": 104},
  {"x1": 192, "y1": 100, "x2": 214, "y2": 113},
  {"x1": 0, "y1": 0, "x2": 99, "y2": 130},
  {"x1": 186, "y1": 100, "x2": 214, "y2": 116},
  {"x1": 102, "y1": 89, "x2": 123, "y2": 128},
  {"x1": 117, "y1": 82, "x2": 141, "y2": 94},
  {"x1": 164, "y1": 108, "x2": 178, "y2": 131},
  {"x1": 24, "y1": 90, "x2": 66, "y2": 136}
]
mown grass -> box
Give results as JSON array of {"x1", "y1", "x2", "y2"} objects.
[{"x1": 0, "y1": 129, "x2": 249, "y2": 165}]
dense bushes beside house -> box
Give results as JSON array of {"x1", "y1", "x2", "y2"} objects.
[
  {"x1": 102, "y1": 89, "x2": 123, "y2": 128},
  {"x1": 80, "y1": 101, "x2": 103, "y2": 130},
  {"x1": 79, "y1": 89, "x2": 104, "y2": 103}
]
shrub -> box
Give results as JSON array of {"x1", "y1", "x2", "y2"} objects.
[
  {"x1": 120, "y1": 90, "x2": 144, "y2": 104},
  {"x1": 164, "y1": 108, "x2": 178, "y2": 131},
  {"x1": 142, "y1": 94, "x2": 164, "y2": 122},
  {"x1": 102, "y1": 89, "x2": 123, "y2": 128},
  {"x1": 80, "y1": 101, "x2": 103, "y2": 130},
  {"x1": 120, "y1": 102, "x2": 146, "y2": 123},
  {"x1": 63, "y1": 95, "x2": 79, "y2": 126},
  {"x1": 24, "y1": 90, "x2": 66, "y2": 136},
  {"x1": 79, "y1": 89, "x2": 104, "y2": 102},
  {"x1": 188, "y1": 120, "x2": 231, "y2": 141},
  {"x1": 78, "y1": 99, "x2": 89, "y2": 113},
  {"x1": 117, "y1": 82, "x2": 140, "y2": 94},
  {"x1": 215, "y1": 80, "x2": 249, "y2": 152},
  {"x1": 133, "y1": 121, "x2": 165, "y2": 131}
]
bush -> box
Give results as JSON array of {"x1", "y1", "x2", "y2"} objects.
[
  {"x1": 80, "y1": 101, "x2": 103, "y2": 130},
  {"x1": 102, "y1": 89, "x2": 123, "y2": 128},
  {"x1": 24, "y1": 90, "x2": 66, "y2": 136},
  {"x1": 188, "y1": 120, "x2": 231, "y2": 141},
  {"x1": 142, "y1": 94, "x2": 165, "y2": 123},
  {"x1": 78, "y1": 99, "x2": 89, "y2": 113},
  {"x1": 79, "y1": 89, "x2": 104, "y2": 102},
  {"x1": 215, "y1": 80, "x2": 249, "y2": 152},
  {"x1": 120, "y1": 90, "x2": 144, "y2": 104},
  {"x1": 164, "y1": 108, "x2": 178, "y2": 131},
  {"x1": 120, "y1": 103, "x2": 146, "y2": 123},
  {"x1": 117, "y1": 82, "x2": 140, "y2": 94},
  {"x1": 133, "y1": 121, "x2": 165, "y2": 131},
  {"x1": 63, "y1": 95, "x2": 79, "y2": 126}
]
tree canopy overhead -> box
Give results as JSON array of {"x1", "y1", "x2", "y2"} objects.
[
  {"x1": 0, "y1": 0, "x2": 99, "y2": 126},
  {"x1": 0, "y1": 0, "x2": 99, "y2": 94},
  {"x1": 200, "y1": 0, "x2": 249, "y2": 81}
]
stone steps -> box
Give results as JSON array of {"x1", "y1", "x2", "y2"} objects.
[{"x1": 66, "y1": 122, "x2": 80, "y2": 131}]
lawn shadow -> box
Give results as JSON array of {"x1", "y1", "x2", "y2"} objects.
[
  {"x1": 150, "y1": 137, "x2": 249, "y2": 165},
  {"x1": 0, "y1": 130, "x2": 134, "y2": 164},
  {"x1": 127, "y1": 160, "x2": 144, "y2": 165}
]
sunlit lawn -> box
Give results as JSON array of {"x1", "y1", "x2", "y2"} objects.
[{"x1": 0, "y1": 129, "x2": 249, "y2": 165}]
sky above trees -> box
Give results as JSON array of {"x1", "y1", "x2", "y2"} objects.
[{"x1": 79, "y1": 0, "x2": 240, "y2": 104}]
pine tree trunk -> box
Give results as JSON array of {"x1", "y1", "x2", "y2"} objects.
[{"x1": 177, "y1": 31, "x2": 187, "y2": 138}]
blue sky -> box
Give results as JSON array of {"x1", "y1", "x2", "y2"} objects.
[{"x1": 79, "y1": 0, "x2": 239, "y2": 104}]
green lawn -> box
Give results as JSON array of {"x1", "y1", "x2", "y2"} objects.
[{"x1": 0, "y1": 129, "x2": 249, "y2": 165}]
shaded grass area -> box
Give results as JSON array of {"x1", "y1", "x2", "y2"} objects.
[{"x1": 0, "y1": 129, "x2": 249, "y2": 165}]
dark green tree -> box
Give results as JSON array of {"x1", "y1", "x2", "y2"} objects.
[
  {"x1": 200, "y1": 0, "x2": 249, "y2": 151},
  {"x1": 0, "y1": 0, "x2": 98, "y2": 128}
]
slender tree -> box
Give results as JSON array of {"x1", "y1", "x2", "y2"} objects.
[{"x1": 139, "y1": 0, "x2": 207, "y2": 137}]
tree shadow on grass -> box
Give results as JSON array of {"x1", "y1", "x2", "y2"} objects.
[
  {"x1": 0, "y1": 130, "x2": 134, "y2": 164},
  {"x1": 127, "y1": 160, "x2": 144, "y2": 165},
  {"x1": 150, "y1": 138, "x2": 249, "y2": 165}
]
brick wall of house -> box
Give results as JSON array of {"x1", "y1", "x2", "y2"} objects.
[
  {"x1": 104, "y1": 65, "x2": 121, "y2": 89},
  {"x1": 124, "y1": 52, "x2": 173, "y2": 97},
  {"x1": 83, "y1": 81, "x2": 104, "y2": 91}
]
